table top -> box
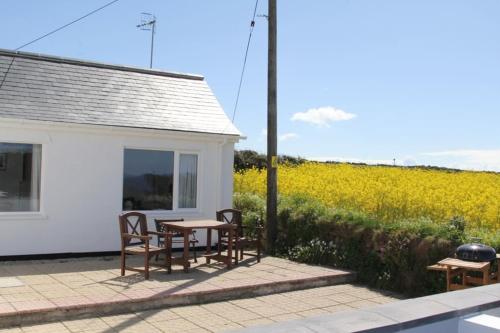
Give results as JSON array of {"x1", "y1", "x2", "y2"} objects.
[
  {"x1": 161, "y1": 219, "x2": 235, "y2": 230},
  {"x1": 438, "y1": 258, "x2": 490, "y2": 270}
]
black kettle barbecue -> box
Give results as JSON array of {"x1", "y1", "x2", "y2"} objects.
[{"x1": 456, "y1": 238, "x2": 496, "y2": 262}]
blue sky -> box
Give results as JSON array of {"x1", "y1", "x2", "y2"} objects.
[{"x1": 1, "y1": 0, "x2": 499, "y2": 171}]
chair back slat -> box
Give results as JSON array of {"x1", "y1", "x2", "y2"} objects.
[
  {"x1": 118, "y1": 212, "x2": 174, "y2": 279},
  {"x1": 119, "y1": 212, "x2": 148, "y2": 246},
  {"x1": 216, "y1": 209, "x2": 243, "y2": 237}
]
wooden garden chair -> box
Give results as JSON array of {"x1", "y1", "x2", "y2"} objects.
[
  {"x1": 154, "y1": 218, "x2": 199, "y2": 263},
  {"x1": 119, "y1": 212, "x2": 173, "y2": 279},
  {"x1": 216, "y1": 208, "x2": 263, "y2": 265}
]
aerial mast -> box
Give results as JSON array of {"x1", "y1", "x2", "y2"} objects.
[{"x1": 136, "y1": 13, "x2": 156, "y2": 68}]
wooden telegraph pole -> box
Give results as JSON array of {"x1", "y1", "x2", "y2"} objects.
[{"x1": 266, "y1": 0, "x2": 278, "y2": 254}]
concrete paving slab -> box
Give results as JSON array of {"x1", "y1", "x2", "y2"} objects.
[
  {"x1": 365, "y1": 298, "x2": 454, "y2": 324},
  {"x1": 303, "y1": 310, "x2": 398, "y2": 332},
  {"x1": 0, "y1": 255, "x2": 355, "y2": 328},
  {"x1": 0, "y1": 279, "x2": 23, "y2": 289},
  {"x1": 422, "y1": 288, "x2": 500, "y2": 313},
  {"x1": 233, "y1": 284, "x2": 500, "y2": 333},
  {"x1": 0, "y1": 283, "x2": 400, "y2": 333}
]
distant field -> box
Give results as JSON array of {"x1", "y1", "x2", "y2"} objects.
[{"x1": 234, "y1": 163, "x2": 500, "y2": 231}]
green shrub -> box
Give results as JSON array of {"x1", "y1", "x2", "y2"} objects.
[
  {"x1": 233, "y1": 191, "x2": 500, "y2": 296},
  {"x1": 234, "y1": 192, "x2": 468, "y2": 296},
  {"x1": 234, "y1": 150, "x2": 306, "y2": 171},
  {"x1": 287, "y1": 212, "x2": 455, "y2": 296},
  {"x1": 288, "y1": 239, "x2": 336, "y2": 265},
  {"x1": 233, "y1": 192, "x2": 265, "y2": 236},
  {"x1": 276, "y1": 194, "x2": 327, "y2": 251}
]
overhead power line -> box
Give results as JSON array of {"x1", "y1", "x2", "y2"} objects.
[
  {"x1": 231, "y1": 0, "x2": 260, "y2": 123},
  {"x1": 15, "y1": 0, "x2": 121, "y2": 51},
  {"x1": 1, "y1": 0, "x2": 121, "y2": 92}
]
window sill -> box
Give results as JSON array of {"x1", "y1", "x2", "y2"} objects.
[{"x1": 0, "y1": 212, "x2": 48, "y2": 221}]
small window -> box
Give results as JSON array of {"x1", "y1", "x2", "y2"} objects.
[
  {"x1": 0, "y1": 143, "x2": 42, "y2": 212},
  {"x1": 123, "y1": 149, "x2": 174, "y2": 210},
  {"x1": 178, "y1": 154, "x2": 198, "y2": 209}
]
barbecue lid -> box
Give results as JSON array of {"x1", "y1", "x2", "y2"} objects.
[{"x1": 456, "y1": 241, "x2": 496, "y2": 262}]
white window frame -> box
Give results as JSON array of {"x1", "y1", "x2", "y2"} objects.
[
  {"x1": 175, "y1": 150, "x2": 202, "y2": 213},
  {"x1": 0, "y1": 140, "x2": 47, "y2": 220},
  {"x1": 121, "y1": 146, "x2": 202, "y2": 214}
]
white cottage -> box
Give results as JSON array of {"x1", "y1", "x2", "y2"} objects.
[{"x1": 0, "y1": 49, "x2": 241, "y2": 256}]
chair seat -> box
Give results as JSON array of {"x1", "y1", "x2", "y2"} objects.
[{"x1": 125, "y1": 245, "x2": 164, "y2": 254}]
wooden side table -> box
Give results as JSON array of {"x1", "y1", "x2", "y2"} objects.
[
  {"x1": 438, "y1": 258, "x2": 491, "y2": 291},
  {"x1": 428, "y1": 254, "x2": 500, "y2": 291},
  {"x1": 427, "y1": 263, "x2": 466, "y2": 291}
]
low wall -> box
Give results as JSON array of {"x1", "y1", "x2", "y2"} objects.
[{"x1": 233, "y1": 284, "x2": 500, "y2": 333}]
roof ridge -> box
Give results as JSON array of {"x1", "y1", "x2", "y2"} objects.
[{"x1": 0, "y1": 48, "x2": 204, "y2": 81}]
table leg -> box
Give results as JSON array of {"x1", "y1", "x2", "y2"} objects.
[
  {"x1": 206, "y1": 228, "x2": 212, "y2": 264},
  {"x1": 217, "y1": 229, "x2": 222, "y2": 255},
  {"x1": 497, "y1": 258, "x2": 500, "y2": 283},
  {"x1": 226, "y1": 227, "x2": 233, "y2": 269},
  {"x1": 206, "y1": 228, "x2": 212, "y2": 254},
  {"x1": 234, "y1": 233, "x2": 239, "y2": 266},
  {"x1": 183, "y1": 229, "x2": 189, "y2": 273},
  {"x1": 165, "y1": 232, "x2": 172, "y2": 274},
  {"x1": 483, "y1": 265, "x2": 490, "y2": 285},
  {"x1": 446, "y1": 266, "x2": 451, "y2": 291}
]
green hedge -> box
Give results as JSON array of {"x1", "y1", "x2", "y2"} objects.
[
  {"x1": 234, "y1": 192, "x2": 466, "y2": 296},
  {"x1": 234, "y1": 150, "x2": 306, "y2": 172}
]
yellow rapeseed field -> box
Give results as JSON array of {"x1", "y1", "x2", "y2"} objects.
[{"x1": 234, "y1": 163, "x2": 500, "y2": 230}]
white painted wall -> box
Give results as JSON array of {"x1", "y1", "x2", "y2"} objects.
[{"x1": 0, "y1": 119, "x2": 238, "y2": 256}]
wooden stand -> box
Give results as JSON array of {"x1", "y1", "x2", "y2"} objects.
[{"x1": 428, "y1": 254, "x2": 500, "y2": 291}]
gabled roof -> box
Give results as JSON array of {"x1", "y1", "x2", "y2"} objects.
[{"x1": 0, "y1": 49, "x2": 241, "y2": 137}]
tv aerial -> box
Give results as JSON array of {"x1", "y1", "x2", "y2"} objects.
[{"x1": 136, "y1": 12, "x2": 156, "y2": 69}]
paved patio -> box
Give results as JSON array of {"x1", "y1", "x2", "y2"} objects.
[
  {"x1": 0, "y1": 283, "x2": 402, "y2": 332},
  {"x1": 0, "y1": 254, "x2": 354, "y2": 327}
]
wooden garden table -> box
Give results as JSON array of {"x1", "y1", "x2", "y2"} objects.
[
  {"x1": 428, "y1": 255, "x2": 500, "y2": 291},
  {"x1": 161, "y1": 220, "x2": 236, "y2": 272}
]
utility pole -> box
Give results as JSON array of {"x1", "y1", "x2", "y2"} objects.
[{"x1": 266, "y1": 0, "x2": 278, "y2": 254}]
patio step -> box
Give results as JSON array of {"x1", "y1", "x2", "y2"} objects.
[{"x1": 0, "y1": 256, "x2": 355, "y2": 328}]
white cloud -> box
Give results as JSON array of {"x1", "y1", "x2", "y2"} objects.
[
  {"x1": 279, "y1": 133, "x2": 298, "y2": 142},
  {"x1": 260, "y1": 129, "x2": 299, "y2": 142},
  {"x1": 291, "y1": 106, "x2": 356, "y2": 127},
  {"x1": 421, "y1": 149, "x2": 500, "y2": 172}
]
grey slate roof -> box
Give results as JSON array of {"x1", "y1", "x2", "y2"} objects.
[{"x1": 0, "y1": 49, "x2": 241, "y2": 136}]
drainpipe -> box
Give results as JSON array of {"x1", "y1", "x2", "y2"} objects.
[{"x1": 215, "y1": 137, "x2": 228, "y2": 213}]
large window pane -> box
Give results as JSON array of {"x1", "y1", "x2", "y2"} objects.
[
  {"x1": 0, "y1": 143, "x2": 41, "y2": 212},
  {"x1": 123, "y1": 149, "x2": 174, "y2": 210},
  {"x1": 179, "y1": 154, "x2": 198, "y2": 209}
]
